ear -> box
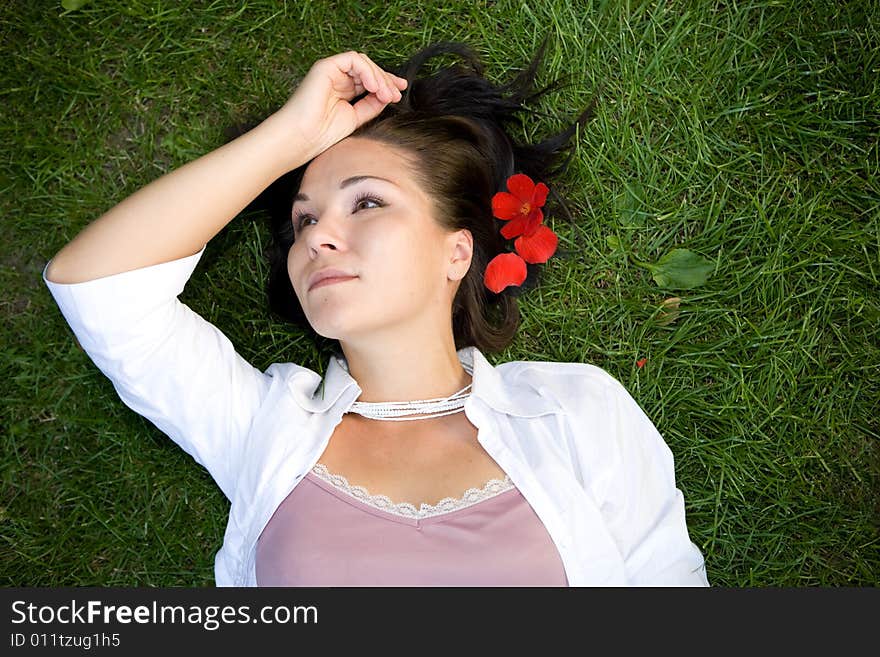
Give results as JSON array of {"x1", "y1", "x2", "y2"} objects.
[{"x1": 446, "y1": 228, "x2": 473, "y2": 282}]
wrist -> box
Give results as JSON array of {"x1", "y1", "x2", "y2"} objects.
[{"x1": 256, "y1": 112, "x2": 318, "y2": 175}]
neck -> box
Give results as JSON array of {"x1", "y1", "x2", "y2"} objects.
[{"x1": 340, "y1": 337, "x2": 472, "y2": 405}]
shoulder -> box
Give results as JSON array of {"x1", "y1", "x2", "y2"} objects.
[
  {"x1": 497, "y1": 358, "x2": 629, "y2": 413},
  {"x1": 496, "y1": 358, "x2": 665, "y2": 478}
]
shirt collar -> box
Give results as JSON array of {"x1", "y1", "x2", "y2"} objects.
[{"x1": 284, "y1": 345, "x2": 560, "y2": 418}]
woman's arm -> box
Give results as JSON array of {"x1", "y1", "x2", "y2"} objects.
[
  {"x1": 46, "y1": 51, "x2": 408, "y2": 285},
  {"x1": 569, "y1": 366, "x2": 710, "y2": 586},
  {"x1": 45, "y1": 116, "x2": 305, "y2": 284},
  {"x1": 601, "y1": 378, "x2": 709, "y2": 586}
]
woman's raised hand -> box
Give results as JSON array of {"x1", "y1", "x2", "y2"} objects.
[{"x1": 269, "y1": 51, "x2": 408, "y2": 166}]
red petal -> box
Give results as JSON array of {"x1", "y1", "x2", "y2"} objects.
[
  {"x1": 636, "y1": 358, "x2": 648, "y2": 368},
  {"x1": 500, "y1": 213, "x2": 529, "y2": 239},
  {"x1": 506, "y1": 173, "x2": 535, "y2": 203},
  {"x1": 484, "y1": 253, "x2": 527, "y2": 293},
  {"x1": 514, "y1": 225, "x2": 558, "y2": 263},
  {"x1": 532, "y1": 182, "x2": 549, "y2": 208},
  {"x1": 491, "y1": 192, "x2": 522, "y2": 220},
  {"x1": 521, "y1": 208, "x2": 544, "y2": 236}
]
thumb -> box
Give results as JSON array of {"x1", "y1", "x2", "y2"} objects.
[{"x1": 351, "y1": 93, "x2": 389, "y2": 127}]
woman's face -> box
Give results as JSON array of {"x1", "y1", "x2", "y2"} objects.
[{"x1": 287, "y1": 136, "x2": 470, "y2": 344}]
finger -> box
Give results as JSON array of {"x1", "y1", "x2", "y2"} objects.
[
  {"x1": 346, "y1": 72, "x2": 388, "y2": 103},
  {"x1": 382, "y1": 71, "x2": 404, "y2": 100},
  {"x1": 353, "y1": 52, "x2": 387, "y2": 99},
  {"x1": 371, "y1": 71, "x2": 401, "y2": 102},
  {"x1": 336, "y1": 51, "x2": 380, "y2": 97},
  {"x1": 356, "y1": 52, "x2": 399, "y2": 102},
  {"x1": 335, "y1": 51, "x2": 401, "y2": 102}
]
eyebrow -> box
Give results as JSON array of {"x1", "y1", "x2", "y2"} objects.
[{"x1": 293, "y1": 175, "x2": 397, "y2": 203}]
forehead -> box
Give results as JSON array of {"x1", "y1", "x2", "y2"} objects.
[{"x1": 299, "y1": 137, "x2": 415, "y2": 190}]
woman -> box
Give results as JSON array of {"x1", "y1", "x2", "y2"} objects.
[{"x1": 43, "y1": 41, "x2": 709, "y2": 586}]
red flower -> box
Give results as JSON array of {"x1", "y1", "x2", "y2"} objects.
[
  {"x1": 492, "y1": 173, "x2": 550, "y2": 239},
  {"x1": 636, "y1": 358, "x2": 648, "y2": 369},
  {"x1": 484, "y1": 174, "x2": 559, "y2": 294}
]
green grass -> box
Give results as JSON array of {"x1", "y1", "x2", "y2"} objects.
[{"x1": 2, "y1": 0, "x2": 877, "y2": 586}]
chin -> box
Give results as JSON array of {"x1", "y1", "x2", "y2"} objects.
[{"x1": 306, "y1": 313, "x2": 352, "y2": 341}]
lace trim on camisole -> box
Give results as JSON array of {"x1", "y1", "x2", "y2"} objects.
[{"x1": 311, "y1": 462, "x2": 516, "y2": 519}]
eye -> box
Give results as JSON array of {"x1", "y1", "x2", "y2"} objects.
[
  {"x1": 353, "y1": 192, "x2": 383, "y2": 211},
  {"x1": 292, "y1": 210, "x2": 315, "y2": 234},
  {"x1": 293, "y1": 193, "x2": 384, "y2": 235}
]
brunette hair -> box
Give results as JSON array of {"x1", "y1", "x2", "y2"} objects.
[{"x1": 226, "y1": 37, "x2": 593, "y2": 359}]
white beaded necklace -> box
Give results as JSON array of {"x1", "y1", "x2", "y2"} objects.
[{"x1": 346, "y1": 360, "x2": 475, "y2": 422}]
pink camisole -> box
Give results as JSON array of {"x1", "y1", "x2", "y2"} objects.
[{"x1": 256, "y1": 463, "x2": 569, "y2": 586}]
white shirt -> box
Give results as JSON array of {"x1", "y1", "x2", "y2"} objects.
[{"x1": 43, "y1": 244, "x2": 709, "y2": 587}]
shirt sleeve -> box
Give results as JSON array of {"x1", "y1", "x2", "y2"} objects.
[
  {"x1": 42, "y1": 245, "x2": 273, "y2": 502},
  {"x1": 589, "y1": 372, "x2": 710, "y2": 586}
]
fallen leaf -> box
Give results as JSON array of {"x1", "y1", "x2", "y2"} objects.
[
  {"x1": 616, "y1": 183, "x2": 651, "y2": 228},
  {"x1": 656, "y1": 296, "x2": 682, "y2": 326},
  {"x1": 632, "y1": 248, "x2": 714, "y2": 290}
]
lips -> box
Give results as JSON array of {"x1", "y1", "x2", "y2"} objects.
[
  {"x1": 308, "y1": 268, "x2": 358, "y2": 291},
  {"x1": 309, "y1": 276, "x2": 357, "y2": 291}
]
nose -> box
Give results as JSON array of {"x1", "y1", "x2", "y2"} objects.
[{"x1": 301, "y1": 208, "x2": 347, "y2": 255}]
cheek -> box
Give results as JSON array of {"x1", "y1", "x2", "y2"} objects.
[
  {"x1": 392, "y1": 236, "x2": 444, "y2": 290},
  {"x1": 372, "y1": 228, "x2": 422, "y2": 269},
  {"x1": 287, "y1": 247, "x2": 302, "y2": 286}
]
